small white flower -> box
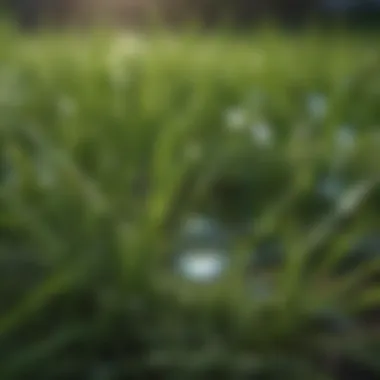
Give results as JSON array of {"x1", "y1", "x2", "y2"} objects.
[{"x1": 177, "y1": 248, "x2": 228, "y2": 282}]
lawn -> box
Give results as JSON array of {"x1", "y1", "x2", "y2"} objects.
[{"x1": 0, "y1": 25, "x2": 379, "y2": 379}]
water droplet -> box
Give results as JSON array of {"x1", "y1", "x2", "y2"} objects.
[
  {"x1": 175, "y1": 215, "x2": 230, "y2": 282},
  {"x1": 176, "y1": 248, "x2": 228, "y2": 282}
]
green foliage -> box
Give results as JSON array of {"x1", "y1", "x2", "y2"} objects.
[{"x1": 0, "y1": 27, "x2": 380, "y2": 379}]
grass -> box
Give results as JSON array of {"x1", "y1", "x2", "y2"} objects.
[{"x1": 0, "y1": 24, "x2": 380, "y2": 378}]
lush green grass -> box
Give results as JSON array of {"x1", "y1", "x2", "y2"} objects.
[{"x1": 0, "y1": 25, "x2": 380, "y2": 378}]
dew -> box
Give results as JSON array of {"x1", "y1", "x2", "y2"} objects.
[
  {"x1": 176, "y1": 248, "x2": 229, "y2": 283},
  {"x1": 175, "y1": 215, "x2": 230, "y2": 282}
]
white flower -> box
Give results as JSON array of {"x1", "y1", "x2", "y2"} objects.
[{"x1": 176, "y1": 248, "x2": 228, "y2": 282}]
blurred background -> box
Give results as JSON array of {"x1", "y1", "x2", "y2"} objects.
[
  {"x1": 3, "y1": 0, "x2": 380, "y2": 29},
  {"x1": 0, "y1": 1, "x2": 380, "y2": 380}
]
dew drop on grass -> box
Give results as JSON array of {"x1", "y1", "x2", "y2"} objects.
[
  {"x1": 175, "y1": 215, "x2": 230, "y2": 282},
  {"x1": 176, "y1": 248, "x2": 229, "y2": 282}
]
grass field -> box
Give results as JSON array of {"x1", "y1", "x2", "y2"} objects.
[{"x1": 0, "y1": 25, "x2": 380, "y2": 378}]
